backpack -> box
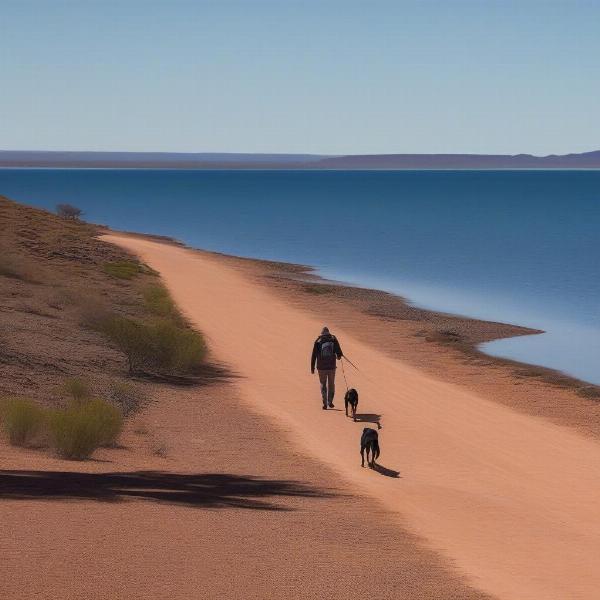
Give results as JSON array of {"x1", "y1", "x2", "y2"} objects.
[{"x1": 320, "y1": 337, "x2": 335, "y2": 359}]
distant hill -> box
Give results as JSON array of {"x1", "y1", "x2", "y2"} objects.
[
  {"x1": 0, "y1": 151, "x2": 326, "y2": 169},
  {"x1": 313, "y1": 150, "x2": 600, "y2": 169},
  {"x1": 1, "y1": 149, "x2": 599, "y2": 169}
]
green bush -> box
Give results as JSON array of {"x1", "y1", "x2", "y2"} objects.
[
  {"x1": 149, "y1": 320, "x2": 206, "y2": 374},
  {"x1": 48, "y1": 399, "x2": 123, "y2": 459},
  {"x1": 63, "y1": 377, "x2": 92, "y2": 402},
  {"x1": 86, "y1": 399, "x2": 123, "y2": 446},
  {"x1": 100, "y1": 315, "x2": 152, "y2": 373},
  {"x1": 143, "y1": 284, "x2": 184, "y2": 324},
  {"x1": 102, "y1": 261, "x2": 143, "y2": 280},
  {"x1": 99, "y1": 315, "x2": 206, "y2": 375},
  {"x1": 0, "y1": 397, "x2": 46, "y2": 446}
]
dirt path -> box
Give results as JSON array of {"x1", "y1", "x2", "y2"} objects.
[{"x1": 106, "y1": 234, "x2": 600, "y2": 600}]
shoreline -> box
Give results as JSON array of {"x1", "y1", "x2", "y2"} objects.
[
  {"x1": 109, "y1": 225, "x2": 600, "y2": 406},
  {"x1": 202, "y1": 249, "x2": 600, "y2": 436}
]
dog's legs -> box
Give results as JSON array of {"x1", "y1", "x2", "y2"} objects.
[
  {"x1": 345, "y1": 400, "x2": 349, "y2": 417},
  {"x1": 360, "y1": 446, "x2": 365, "y2": 467}
]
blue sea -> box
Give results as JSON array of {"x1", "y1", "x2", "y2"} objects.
[{"x1": 1, "y1": 169, "x2": 599, "y2": 385}]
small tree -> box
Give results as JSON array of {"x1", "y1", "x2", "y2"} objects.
[{"x1": 56, "y1": 203, "x2": 82, "y2": 220}]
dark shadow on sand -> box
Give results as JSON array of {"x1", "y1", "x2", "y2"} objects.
[
  {"x1": 372, "y1": 464, "x2": 400, "y2": 478},
  {"x1": 133, "y1": 362, "x2": 237, "y2": 387},
  {"x1": 353, "y1": 413, "x2": 382, "y2": 429},
  {"x1": 0, "y1": 470, "x2": 333, "y2": 511}
]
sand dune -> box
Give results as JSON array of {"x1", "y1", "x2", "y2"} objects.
[{"x1": 106, "y1": 234, "x2": 600, "y2": 600}]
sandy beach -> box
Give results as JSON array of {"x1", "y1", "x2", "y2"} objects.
[{"x1": 102, "y1": 233, "x2": 600, "y2": 600}]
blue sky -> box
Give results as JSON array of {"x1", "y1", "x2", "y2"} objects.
[{"x1": 1, "y1": 0, "x2": 599, "y2": 155}]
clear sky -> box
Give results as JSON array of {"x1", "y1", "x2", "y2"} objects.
[{"x1": 1, "y1": 0, "x2": 599, "y2": 155}]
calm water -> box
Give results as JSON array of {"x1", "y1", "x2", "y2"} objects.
[{"x1": 1, "y1": 169, "x2": 599, "y2": 384}]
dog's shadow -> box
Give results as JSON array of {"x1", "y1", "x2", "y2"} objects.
[
  {"x1": 372, "y1": 463, "x2": 401, "y2": 478},
  {"x1": 353, "y1": 413, "x2": 382, "y2": 429}
]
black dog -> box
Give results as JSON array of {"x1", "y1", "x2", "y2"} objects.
[
  {"x1": 344, "y1": 388, "x2": 359, "y2": 420},
  {"x1": 360, "y1": 427, "x2": 380, "y2": 468}
]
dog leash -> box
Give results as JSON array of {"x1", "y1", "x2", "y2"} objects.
[
  {"x1": 341, "y1": 356, "x2": 350, "y2": 392},
  {"x1": 341, "y1": 355, "x2": 381, "y2": 429},
  {"x1": 342, "y1": 354, "x2": 376, "y2": 389},
  {"x1": 342, "y1": 355, "x2": 359, "y2": 371}
]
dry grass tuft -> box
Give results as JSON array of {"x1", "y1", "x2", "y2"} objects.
[
  {"x1": 0, "y1": 397, "x2": 46, "y2": 446},
  {"x1": 48, "y1": 399, "x2": 123, "y2": 459}
]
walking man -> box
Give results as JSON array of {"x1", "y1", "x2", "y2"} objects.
[{"x1": 311, "y1": 326, "x2": 343, "y2": 409}]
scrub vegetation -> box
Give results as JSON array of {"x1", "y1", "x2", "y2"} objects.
[
  {"x1": 96, "y1": 315, "x2": 206, "y2": 376},
  {"x1": 49, "y1": 399, "x2": 123, "y2": 459},
  {"x1": 0, "y1": 195, "x2": 210, "y2": 460},
  {"x1": 0, "y1": 398, "x2": 46, "y2": 446},
  {"x1": 103, "y1": 260, "x2": 145, "y2": 279}
]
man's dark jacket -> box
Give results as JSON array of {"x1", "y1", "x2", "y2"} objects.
[{"x1": 311, "y1": 334, "x2": 343, "y2": 372}]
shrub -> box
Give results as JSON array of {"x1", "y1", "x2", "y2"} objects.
[
  {"x1": 63, "y1": 377, "x2": 92, "y2": 402},
  {"x1": 48, "y1": 399, "x2": 123, "y2": 459},
  {"x1": 143, "y1": 284, "x2": 184, "y2": 324},
  {"x1": 56, "y1": 203, "x2": 82, "y2": 220},
  {"x1": 99, "y1": 315, "x2": 206, "y2": 375},
  {"x1": 100, "y1": 315, "x2": 152, "y2": 373},
  {"x1": 110, "y1": 381, "x2": 145, "y2": 415},
  {"x1": 149, "y1": 320, "x2": 206, "y2": 374},
  {"x1": 0, "y1": 397, "x2": 46, "y2": 446},
  {"x1": 86, "y1": 399, "x2": 123, "y2": 446},
  {"x1": 103, "y1": 261, "x2": 143, "y2": 280}
]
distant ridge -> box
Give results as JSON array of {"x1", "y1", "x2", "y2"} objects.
[
  {"x1": 314, "y1": 150, "x2": 600, "y2": 169},
  {"x1": 1, "y1": 149, "x2": 599, "y2": 169},
  {"x1": 0, "y1": 151, "x2": 328, "y2": 169}
]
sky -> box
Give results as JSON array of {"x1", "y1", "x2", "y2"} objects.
[{"x1": 0, "y1": 0, "x2": 599, "y2": 155}]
